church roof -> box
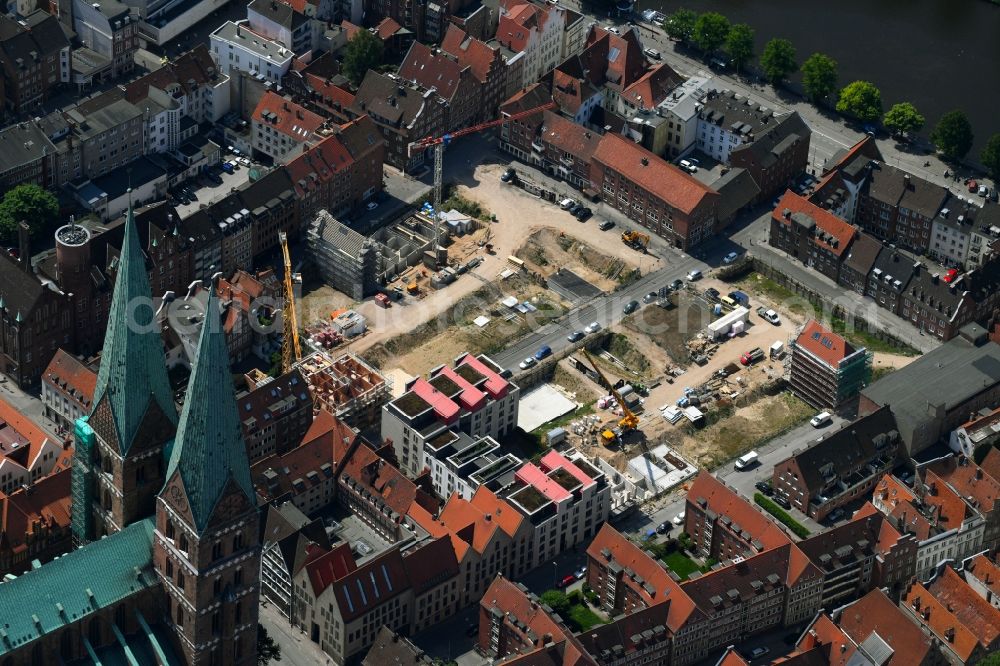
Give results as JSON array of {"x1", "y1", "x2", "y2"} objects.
[
  {"x1": 165, "y1": 285, "x2": 254, "y2": 532},
  {"x1": 0, "y1": 518, "x2": 157, "y2": 656},
  {"x1": 90, "y1": 200, "x2": 176, "y2": 453}
]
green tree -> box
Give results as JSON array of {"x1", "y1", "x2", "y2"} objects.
[
  {"x1": 257, "y1": 624, "x2": 281, "y2": 665},
  {"x1": 882, "y1": 102, "x2": 925, "y2": 138},
  {"x1": 931, "y1": 110, "x2": 974, "y2": 160},
  {"x1": 724, "y1": 24, "x2": 754, "y2": 72},
  {"x1": 981, "y1": 133, "x2": 1000, "y2": 182},
  {"x1": 836, "y1": 81, "x2": 883, "y2": 123},
  {"x1": 663, "y1": 8, "x2": 697, "y2": 44},
  {"x1": 343, "y1": 30, "x2": 383, "y2": 88},
  {"x1": 692, "y1": 12, "x2": 730, "y2": 54},
  {"x1": 540, "y1": 590, "x2": 570, "y2": 615},
  {"x1": 800, "y1": 53, "x2": 838, "y2": 102},
  {"x1": 760, "y1": 38, "x2": 797, "y2": 85},
  {"x1": 0, "y1": 183, "x2": 58, "y2": 243}
]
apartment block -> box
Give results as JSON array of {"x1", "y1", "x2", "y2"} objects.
[
  {"x1": 585, "y1": 523, "x2": 679, "y2": 617},
  {"x1": 922, "y1": 453, "x2": 1000, "y2": 552},
  {"x1": 683, "y1": 471, "x2": 791, "y2": 562},
  {"x1": 769, "y1": 191, "x2": 857, "y2": 283},
  {"x1": 72, "y1": 0, "x2": 138, "y2": 79},
  {"x1": 789, "y1": 319, "x2": 872, "y2": 409},
  {"x1": 238, "y1": 368, "x2": 314, "y2": 463},
  {"x1": 41, "y1": 350, "x2": 98, "y2": 431},
  {"x1": 963, "y1": 552, "x2": 1000, "y2": 609},
  {"x1": 259, "y1": 502, "x2": 332, "y2": 619},
  {"x1": 772, "y1": 406, "x2": 899, "y2": 521},
  {"x1": 382, "y1": 353, "x2": 519, "y2": 478},
  {"x1": 422, "y1": 430, "x2": 520, "y2": 501},
  {"x1": 504, "y1": 450, "x2": 610, "y2": 568},
  {"x1": 210, "y1": 21, "x2": 293, "y2": 84},
  {"x1": 0, "y1": 11, "x2": 69, "y2": 114}
]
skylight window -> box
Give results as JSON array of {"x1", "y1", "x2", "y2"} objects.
[{"x1": 608, "y1": 47, "x2": 620, "y2": 62}]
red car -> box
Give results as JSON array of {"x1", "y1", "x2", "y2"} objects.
[
  {"x1": 943, "y1": 268, "x2": 959, "y2": 283},
  {"x1": 968, "y1": 180, "x2": 978, "y2": 193},
  {"x1": 557, "y1": 574, "x2": 576, "y2": 588}
]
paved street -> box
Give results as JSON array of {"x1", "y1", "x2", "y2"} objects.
[
  {"x1": 728, "y1": 211, "x2": 940, "y2": 354},
  {"x1": 259, "y1": 601, "x2": 328, "y2": 665}
]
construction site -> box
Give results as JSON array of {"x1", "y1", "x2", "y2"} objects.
[{"x1": 294, "y1": 350, "x2": 392, "y2": 429}]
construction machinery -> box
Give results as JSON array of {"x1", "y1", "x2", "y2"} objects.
[
  {"x1": 279, "y1": 231, "x2": 302, "y2": 372},
  {"x1": 621, "y1": 230, "x2": 650, "y2": 251},
  {"x1": 408, "y1": 101, "x2": 557, "y2": 214},
  {"x1": 582, "y1": 349, "x2": 639, "y2": 445}
]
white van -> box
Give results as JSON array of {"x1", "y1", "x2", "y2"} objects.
[
  {"x1": 810, "y1": 411, "x2": 833, "y2": 428},
  {"x1": 734, "y1": 451, "x2": 759, "y2": 470}
]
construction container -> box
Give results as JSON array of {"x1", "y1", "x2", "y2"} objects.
[
  {"x1": 706, "y1": 306, "x2": 749, "y2": 340},
  {"x1": 547, "y1": 427, "x2": 567, "y2": 446},
  {"x1": 375, "y1": 293, "x2": 391, "y2": 308}
]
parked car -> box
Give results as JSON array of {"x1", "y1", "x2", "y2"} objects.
[
  {"x1": 968, "y1": 180, "x2": 978, "y2": 193},
  {"x1": 643, "y1": 291, "x2": 658, "y2": 304},
  {"x1": 366, "y1": 202, "x2": 379, "y2": 211},
  {"x1": 704, "y1": 287, "x2": 720, "y2": 301},
  {"x1": 567, "y1": 330, "x2": 585, "y2": 342},
  {"x1": 686, "y1": 269, "x2": 703, "y2": 281},
  {"x1": 827, "y1": 508, "x2": 845, "y2": 523},
  {"x1": 656, "y1": 521, "x2": 671, "y2": 534},
  {"x1": 773, "y1": 495, "x2": 791, "y2": 510},
  {"x1": 979, "y1": 185, "x2": 989, "y2": 197},
  {"x1": 598, "y1": 219, "x2": 615, "y2": 231},
  {"x1": 671, "y1": 279, "x2": 684, "y2": 291},
  {"x1": 762, "y1": 309, "x2": 781, "y2": 325},
  {"x1": 501, "y1": 167, "x2": 516, "y2": 182},
  {"x1": 643, "y1": 47, "x2": 661, "y2": 59},
  {"x1": 679, "y1": 159, "x2": 698, "y2": 173},
  {"x1": 519, "y1": 357, "x2": 537, "y2": 370},
  {"x1": 534, "y1": 344, "x2": 552, "y2": 360},
  {"x1": 574, "y1": 566, "x2": 587, "y2": 580},
  {"x1": 740, "y1": 347, "x2": 765, "y2": 366},
  {"x1": 623, "y1": 300, "x2": 640, "y2": 314},
  {"x1": 671, "y1": 511, "x2": 686, "y2": 525},
  {"x1": 557, "y1": 574, "x2": 576, "y2": 588},
  {"x1": 575, "y1": 207, "x2": 593, "y2": 221},
  {"x1": 810, "y1": 411, "x2": 833, "y2": 428},
  {"x1": 560, "y1": 198, "x2": 578, "y2": 210},
  {"x1": 755, "y1": 480, "x2": 774, "y2": 496},
  {"x1": 748, "y1": 647, "x2": 770, "y2": 660},
  {"x1": 585, "y1": 321, "x2": 602, "y2": 334},
  {"x1": 735, "y1": 451, "x2": 759, "y2": 471},
  {"x1": 942, "y1": 268, "x2": 959, "y2": 283},
  {"x1": 722, "y1": 251, "x2": 741, "y2": 264}
]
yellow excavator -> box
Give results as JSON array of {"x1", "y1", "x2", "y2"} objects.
[
  {"x1": 582, "y1": 349, "x2": 639, "y2": 445},
  {"x1": 621, "y1": 230, "x2": 650, "y2": 251}
]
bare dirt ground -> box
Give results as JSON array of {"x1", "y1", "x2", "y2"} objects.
[
  {"x1": 515, "y1": 228, "x2": 637, "y2": 292},
  {"x1": 323, "y1": 163, "x2": 662, "y2": 364}
]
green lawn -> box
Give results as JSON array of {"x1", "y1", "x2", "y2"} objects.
[
  {"x1": 531, "y1": 401, "x2": 596, "y2": 437},
  {"x1": 566, "y1": 603, "x2": 604, "y2": 631},
  {"x1": 662, "y1": 551, "x2": 705, "y2": 581}
]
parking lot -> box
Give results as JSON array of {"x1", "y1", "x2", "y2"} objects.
[{"x1": 173, "y1": 152, "x2": 252, "y2": 217}]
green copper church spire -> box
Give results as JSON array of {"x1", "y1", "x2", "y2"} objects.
[
  {"x1": 90, "y1": 195, "x2": 177, "y2": 453},
  {"x1": 165, "y1": 284, "x2": 254, "y2": 533}
]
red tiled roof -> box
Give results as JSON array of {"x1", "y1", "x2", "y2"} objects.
[
  {"x1": 966, "y1": 553, "x2": 1000, "y2": 601},
  {"x1": 593, "y1": 134, "x2": 717, "y2": 215},
  {"x1": 398, "y1": 42, "x2": 466, "y2": 101},
  {"x1": 773, "y1": 191, "x2": 857, "y2": 258},
  {"x1": 922, "y1": 469, "x2": 969, "y2": 531},
  {"x1": 686, "y1": 471, "x2": 792, "y2": 551},
  {"x1": 620, "y1": 63, "x2": 683, "y2": 110},
  {"x1": 305, "y1": 541, "x2": 356, "y2": 596},
  {"x1": 304, "y1": 73, "x2": 355, "y2": 110},
  {"x1": 332, "y1": 547, "x2": 409, "y2": 622},
  {"x1": 340, "y1": 20, "x2": 362, "y2": 40},
  {"x1": 123, "y1": 45, "x2": 219, "y2": 104},
  {"x1": 795, "y1": 320, "x2": 855, "y2": 368},
  {"x1": 902, "y1": 580, "x2": 983, "y2": 662},
  {"x1": 926, "y1": 566, "x2": 1000, "y2": 648},
  {"x1": 496, "y1": 6, "x2": 538, "y2": 53},
  {"x1": 0, "y1": 467, "x2": 71, "y2": 555},
  {"x1": 285, "y1": 132, "x2": 355, "y2": 197},
  {"x1": 716, "y1": 648, "x2": 750, "y2": 666},
  {"x1": 340, "y1": 442, "x2": 440, "y2": 518},
  {"x1": 374, "y1": 17, "x2": 402, "y2": 40},
  {"x1": 925, "y1": 455, "x2": 1000, "y2": 517},
  {"x1": 982, "y1": 447, "x2": 1000, "y2": 485},
  {"x1": 43, "y1": 349, "x2": 97, "y2": 412},
  {"x1": 584, "y1": 26, "x2": 647, "y2": 92},
  {"x1": 251, "y1": 91, "x2": 325, "y2": 142},
  {"x1": 402, "y1": 535, "x2": 459, "y2": 594},
  {"x1": 541, "y1": 111, "x2": 600, "y2": 161},
  {"x1": 0, "y1": 394, "x2": 57, "y2": 469},
  {"x1": 839, "y1": 589, "x2": 936, "y2": 666},
  {"x1": 480, "y1": 575, "x2": 570, "y2": 646},
  {"x1": 469, "y1": 486, "x2": 523, "y2": 539},
  {"x1": 586, "y1": 524, "x2": 697, "y2": 629},
  {"x1": 792, "y1": 614, "x2": 855, "y2": 666},
  {"x1": 440, "y1": 25, "x2": 499, "y2": 84}
]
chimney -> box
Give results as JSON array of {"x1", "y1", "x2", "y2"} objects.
[
  {"x1": 944, "y1": 627, "x2": 955, "y2": 643},
  {"x1": 18, "y1": 221, "x2": 30, "y2": 272}
]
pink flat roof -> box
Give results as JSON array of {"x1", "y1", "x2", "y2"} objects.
[
  {"x1": 437, "y1": 366, "x2": 486, "y2": 411},
  {"x1": 515, "y1": 463, "x2": 571, "y2": 502},
  {"x1": 411, "y1": 378, "x2": 460, "y2": 423},
  {"x1": 458, "y1": 354, "x2": 509, "y2": 399},
  {"x1": 540, "y1": 450, "x2": 595, "y2": 488}
]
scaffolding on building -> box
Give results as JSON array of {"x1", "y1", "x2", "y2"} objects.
[
  {"x1": 294, "y1": 350, "x2": 392, "y2": 428},
  {"x1": 836, "y1": 347, "x2": 874, "y2": 404}
]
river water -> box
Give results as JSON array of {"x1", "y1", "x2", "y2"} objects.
[{"x1": 637, "y1": 0, "x2": 1000, "y2": 155}]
